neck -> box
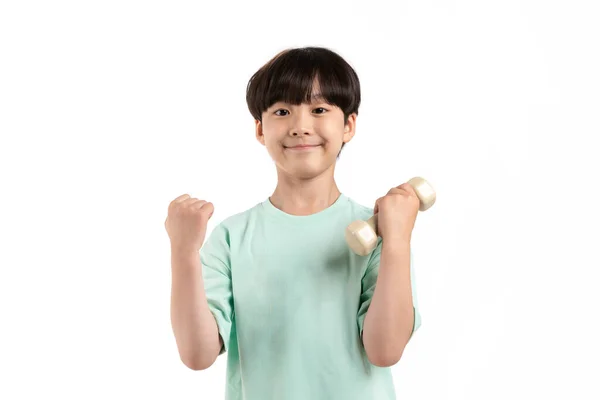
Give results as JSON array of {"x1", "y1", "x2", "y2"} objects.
[{"x1": 269, "y1": 165, "x2": 341, "y2": 216}]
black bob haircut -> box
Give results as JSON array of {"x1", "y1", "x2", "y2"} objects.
[{"x1": 246, "y1": 46, "x2": 361, "y2": 156}]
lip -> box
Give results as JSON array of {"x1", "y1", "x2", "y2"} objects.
[{"x1": 285, "y1": 144, "x2": 322, "y2": 149}]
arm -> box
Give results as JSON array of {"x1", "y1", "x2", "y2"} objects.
[
  {"x1": 170, "y1": 247, "x2": 223, "y2": 370},
  {"x1": 361, "y1": 240, "x2": 414, "y2": 367}
]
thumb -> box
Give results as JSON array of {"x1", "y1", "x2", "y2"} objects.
[{"x1": 206, "y1": 202, "x2": 215, "y2": 219}]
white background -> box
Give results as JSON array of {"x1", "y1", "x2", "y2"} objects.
[{"x1": 1, "y1": 0, "x2": 599, "y2": 399}]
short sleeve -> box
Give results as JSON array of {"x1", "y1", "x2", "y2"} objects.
[
  {"x1": 357, "y1": 238, "x2": 421, "y2": 340},
  {"x1": 199, "y1": 223, "x2": 234, "y2": 355}
]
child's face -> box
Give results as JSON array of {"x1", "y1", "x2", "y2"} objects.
[{"x1": 255, "y1": 93, "x2": 356, "y2": 180}]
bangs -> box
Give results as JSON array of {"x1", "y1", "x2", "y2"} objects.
[{"x1": 246, "y1": 47, "x2": 361, "y2": 122}]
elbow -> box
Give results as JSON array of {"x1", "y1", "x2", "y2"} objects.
[
  {"x1": 366, "y1": 348, "x2": 403, "y2": 368},
  {"x1": 181, "y1": 354, "x2": 215, "y2": 371},
  {"x1": 177, "y1": 333, "x2": 223, "y2": 371},
  {"x1": 184, "y1": 360, "x2": 210, "y2": 371},
  {"x1": 362, "y1": 323, "x2": 408, "y2": 367}
]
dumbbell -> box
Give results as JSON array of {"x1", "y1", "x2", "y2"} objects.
[{"x1": 345, "y1": 177, "x2": 436, "y2": 256}]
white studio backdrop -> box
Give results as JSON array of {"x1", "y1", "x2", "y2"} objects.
[{"x1": 1, "y1": 1, "x2": 599, "y2": 399}]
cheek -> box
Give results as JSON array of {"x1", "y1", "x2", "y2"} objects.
[
  {"x1": 261, "y1": 130, "x2": 280, "y2": 146},
  {"x1": 324, "y1": 128, "x2": 345, "y2": 145}
]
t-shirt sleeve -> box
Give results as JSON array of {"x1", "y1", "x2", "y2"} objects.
[
  {"x1": 357, "y1": 238, "x2": 422, "y2": 340},
  {"x1": 199, "y1": 223, "x2": 234, "y2": 355}
]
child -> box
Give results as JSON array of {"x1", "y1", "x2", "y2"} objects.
[{"x1": 166, "y1": 46, "x2": 422, "y2": 400}]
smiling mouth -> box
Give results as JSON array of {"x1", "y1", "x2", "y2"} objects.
[{"x1": 284, "y1": 144, "x2": 322, "y2": 149}]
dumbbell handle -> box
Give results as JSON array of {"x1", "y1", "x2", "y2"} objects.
[{"x1": 366, "y1": 214, "x2": 379, "y2": 236}]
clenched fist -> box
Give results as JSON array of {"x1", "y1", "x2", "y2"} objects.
[
  {"x1": 165, "y1": 194, "x2": 214, "y2": 252},
  {"x1": 374, "y1": 183, "x2": 420, "y2": 243}
]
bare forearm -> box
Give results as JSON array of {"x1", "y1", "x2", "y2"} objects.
[
  {"x1": 170, "y1": 248, "x2": 221, "y2": 370},
  {"x1": 362, "y1": 240, "x2": 414, "y2": 367}
]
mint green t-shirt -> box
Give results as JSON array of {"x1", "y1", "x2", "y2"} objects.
[{"x1": 200, "y1": 193, "x2": 421, "y2": 400}]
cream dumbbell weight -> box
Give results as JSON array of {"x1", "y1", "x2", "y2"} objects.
[{"x1": 345, "y1": 177, "x2": 436, "y2": 256}]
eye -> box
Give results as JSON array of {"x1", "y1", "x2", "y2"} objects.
[{"x1": 274, "y1": 108, "x2": 327, "y2": 116}]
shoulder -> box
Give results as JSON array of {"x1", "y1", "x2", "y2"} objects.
[
  {"x1": 201, "y1": 202, "x2": 262, "y2": 260},
  {"x1": 220, "y1": 201, "x2": 263, "y2": 228},
  {"x1": 343, "y1": 195, "x2": 375, "y2": 220},
  {"x1": 206, "y1": 201, "x2": 263, "y2": 238}
]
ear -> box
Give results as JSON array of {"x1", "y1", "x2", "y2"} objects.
[
  {"x1": 343, "y1": 113, "x2": 357, "y2": 143},
  {"x1": 255, "y1": 119, "x2": 265, "y2": 146}
]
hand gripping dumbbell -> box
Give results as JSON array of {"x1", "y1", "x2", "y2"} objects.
[{"x1": 345, "y1": 177, "x2": 436, "y2": 256}]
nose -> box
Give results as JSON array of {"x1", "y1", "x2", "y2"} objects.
[
  {"x1": 288, "y1": 109, "x2": 314, "y2": 137},
  {"x1": 290, "y1": 130, "x2": 312, "y2": 137}
]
